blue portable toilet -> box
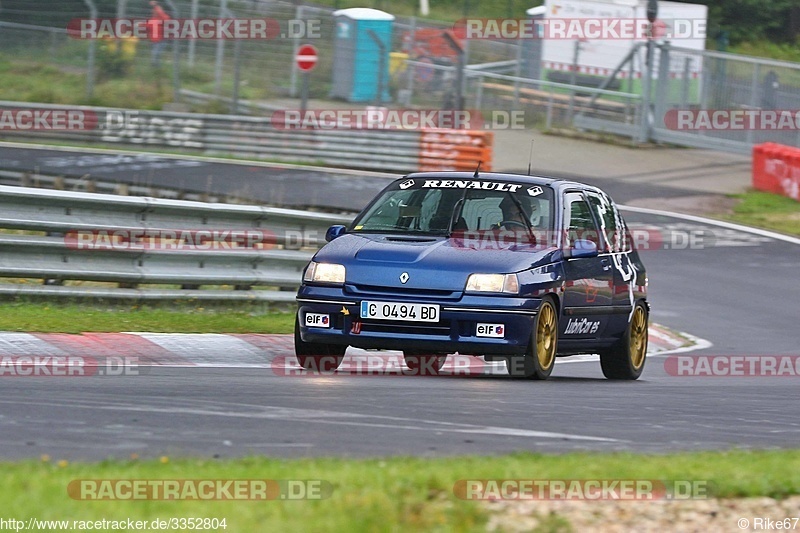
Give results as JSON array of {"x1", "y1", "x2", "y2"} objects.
[{"x1": 331, "y1": 8, "x2": 394, "y2": 103}]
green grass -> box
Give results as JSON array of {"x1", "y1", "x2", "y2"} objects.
[
  {"x1": 729, "y1": 40, "x2": 800, "y2": 64},
  {"x1": 0, "y1": 302, "x2": 294, "y2": 334},
  {"x1": 0, "y1": 57, "x2": 172, "y2": 109},
  {"x1": 4, "y1": 450, "x2": 799, "y2": 530},
  {"x1": 725, "y1": 190, "x2": 800, "y2": 236},
  {"x1": 0, "y1": 54, "x2": 264, "y2": 111}
]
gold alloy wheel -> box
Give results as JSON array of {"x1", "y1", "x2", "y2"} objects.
[
  {"x1": 629, "y1": 306, "x2": 647, "y2": 369},
  {"x1": 536, "y1": 302, "x2": 557, "y2": 369}
]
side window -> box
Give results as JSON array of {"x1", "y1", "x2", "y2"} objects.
[
  {"x1": 564, "y1": 193, "x2": 600, "y2": 248},
  {"x1": 586, "y1": 193, "x2": 616, "y2": 253}
]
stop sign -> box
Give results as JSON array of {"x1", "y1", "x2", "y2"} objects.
[{"x1": 296, "y1": 44, "x2": 318, "y2": 72}]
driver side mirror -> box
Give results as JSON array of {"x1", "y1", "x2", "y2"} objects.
[
  {"x1": 325, "y1": 225, "x2": 347, "y2": 242},
  {"x1": 564, "y1": 239, "x2": 598, "y2": 259}
]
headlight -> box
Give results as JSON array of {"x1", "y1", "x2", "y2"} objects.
[
  {"x1": 303, "y1": 262, "x2": 346, "y2": 284},
  {"x1": 465, "y1": 273, "x2": 519, "y2": 294}
]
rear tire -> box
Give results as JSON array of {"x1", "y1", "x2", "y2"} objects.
[
  {"x1": 506, "y1": 297, "x2": 557, "y2": 380},
  {"x1": 600, "y1": 301, "x2": 648, "y2": 380},
  {"x1": 403, "y1": 351, "x2": 447, "y2": 375},
  {"x1": 294, "y1": 318, "x2": 346, "y2": 372}
]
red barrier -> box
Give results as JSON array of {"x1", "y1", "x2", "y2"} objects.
[
  {"x1": 418, "y1": 130, "x2": 493, "y2": 172},
  {"x1": 752, "y1": 142, "x2": 800, "y2": 201}
]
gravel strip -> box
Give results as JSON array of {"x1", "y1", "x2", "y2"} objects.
[{"x1": 486, "y1": 496, "x2": 800, "y2": 532}]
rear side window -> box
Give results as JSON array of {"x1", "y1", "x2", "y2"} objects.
[
  {"x1": 587, "y1": 193, "x2": 630, "y2": 253},
  {"x1": 587, "y1": 193, "x2": 614, "y2": 252}
]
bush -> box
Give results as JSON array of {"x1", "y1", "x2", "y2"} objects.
[{"x1": 97, "y1": 38, "x2": 138, "y2": 79}]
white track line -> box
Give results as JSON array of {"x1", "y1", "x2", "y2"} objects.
[
  {"x1": 619, "y1": 204, "x2": 800, "y2": 246},
  {"x1": 0, "y1": 397, "x2": 620, "y2": 443}
]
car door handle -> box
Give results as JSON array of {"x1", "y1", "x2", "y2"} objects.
[{"x1": 600, "y1": 258, "x2": 612, "y2": 271}]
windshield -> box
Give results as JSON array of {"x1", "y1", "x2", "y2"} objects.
[{"x1": 351, "y1": 179, "x2": 555, "y2": 240}]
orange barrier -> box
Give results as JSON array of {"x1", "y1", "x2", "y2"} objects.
[
  {"x1": 418, "y1": 130, "x2": 493, "y2": 172},
  {"x1": 752, "y1": 143, "x2": 800, "y2": 201}
]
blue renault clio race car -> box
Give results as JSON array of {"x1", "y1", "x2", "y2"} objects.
[{"x1": 295, "y1": 172, "x2": 649, "y2": 380}]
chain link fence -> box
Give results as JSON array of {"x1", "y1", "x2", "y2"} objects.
[
  {"x1": 654, "y1": 44, "x2": 800, "y2": 149},
  {"x1": 1, "y1": 2, "x2": 800, "y2": 151},
  {"x1": 0, "y1": 1, "x2": 518, "y2": 111}
]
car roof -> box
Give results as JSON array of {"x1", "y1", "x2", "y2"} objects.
[{"x1": 402, "y1": 171, "x2": 607, "y2": 196}]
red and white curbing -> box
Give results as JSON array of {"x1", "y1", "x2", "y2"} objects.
[{"x1": 0, "y1": 324, "x2": 707, "y2": 372}]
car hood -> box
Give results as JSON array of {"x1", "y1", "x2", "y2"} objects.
[{"x1": 312, "y1": 233, "x2": 559, "y2": 292}]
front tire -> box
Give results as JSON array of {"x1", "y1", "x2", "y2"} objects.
[
  {"x1": 600, "y1": 301, "x2": 648, "y2": 380},
  {"x1": 294, "y1": 318, "x2": 346, "y2": 372},
  {"x1": 506, "y1": 297, "x2": 558, "y2": 380}
]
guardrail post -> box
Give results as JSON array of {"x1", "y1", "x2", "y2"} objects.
[
  {"x1": 404, "y1": 17, "x2": 417, "y2": 105},
  {"x1": 113, "y1": 0, "x2": 127, "y2": 58},
  {"x1": 513, "y1": 35, "x2": 523, "y2": 105},
  {"x1": 639, "y1": 3, "x2": 657, "y2": 143},
  {"x1": 680, "y1": 57, "x2": 691, "y2": 109},
  {"x1": 214, "y1": 0, "x2": 228, "y2": 96},
  {"x1": 82, "y1": 0, "x2": 97, "y2": 100},
  {"x1": 187, "y1": 0, "x2": 199, "y2": 67},
  {"x1": 474, "y1": 74, "x2": 483, "y2": 109},
  {"x1": 746, "y1": 63, "x2": 761, "y2": 145},
  {"x1": 289, "y1": 5, "x2": 304, "y2": 97},
  {"x1": 232, "y1": 38, "x2": 242, "y2": 113},
  {"x1": 366, "y1": 29, "x2": 387, "y2": 105},
  {"x1": 654, "y1": 41, "x2": 670, "y2": 133},
  {"x1": 567, "y1": 40, "x2": 581, "y2": 122},
  {"x1": 164, "y1": 0, "x2": 181, "y2": 103},
  {"x1": 442, "y1": 31, "x2": 464, "y2": 111},
  {"x1": 639, "y1": 39, "x2": 654, "y2": 143}
]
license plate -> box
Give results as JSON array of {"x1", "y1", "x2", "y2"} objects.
[{"x1": 360, "y1": 301, "x2": 440, "y2": 322}]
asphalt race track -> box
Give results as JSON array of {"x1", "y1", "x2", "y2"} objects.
[
  {"x1": 1, "y1": 145, "x2": 799, "y2": 460},
  {"x1": 0, "y1": 143, "x2": 393, "y2": 211}
]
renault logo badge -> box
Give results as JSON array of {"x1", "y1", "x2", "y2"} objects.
[{"x1": 399, "y1": 272, "x2": 409, "y2": 284}]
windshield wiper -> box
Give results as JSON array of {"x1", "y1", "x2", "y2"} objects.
[{"x1": 508, "y1": 194, "x2": 537, "y2": 244}]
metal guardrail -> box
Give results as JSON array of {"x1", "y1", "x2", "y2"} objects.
[
  {"x1": 178, "y1": 89, "x2": 283, "y2": 115},
  {"x1": 0, "y1": 101, "x2": 493, "y2": 173},
  {"x1": 0, "y1": 169, "x2": 225, "y2": 203},
  {"x1": 0, "y1": 185, "x2": 353, "y2": 302}
]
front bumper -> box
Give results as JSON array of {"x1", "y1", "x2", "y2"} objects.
[{"x1": 296, "y1": 285, "x2": 539, "y2": 355}]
